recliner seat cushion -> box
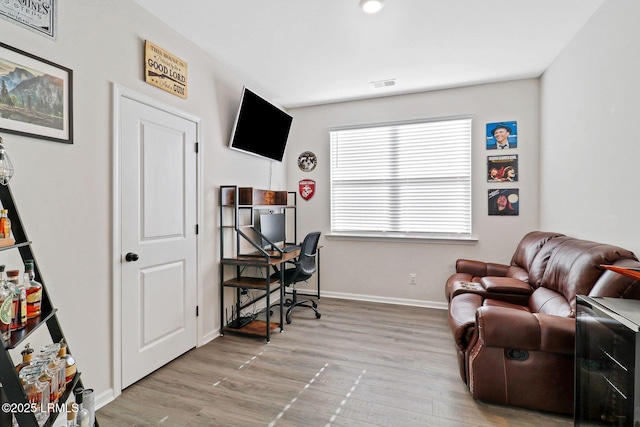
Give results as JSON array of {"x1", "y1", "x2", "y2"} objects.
[{"x1": 528, "y1": 287, "x2": 572, "y2": 317}]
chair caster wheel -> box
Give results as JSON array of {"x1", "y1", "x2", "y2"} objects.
[
  {"x1": 316, "y1": 313, "x2": 321, "y2": 319},
  {"x1": 286, "y1": 319, "x2": 292, "y2": 324}
]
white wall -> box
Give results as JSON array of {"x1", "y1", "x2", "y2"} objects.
[
  {"x1": 0, "y1": 0, "x2": 288, "y2": 409},
  {"x1": 287, "y1": 79, "x2": 540, "y2": 306},
  {"x1": 540, "y1": 0, "x2": 640, "y2": 254}
]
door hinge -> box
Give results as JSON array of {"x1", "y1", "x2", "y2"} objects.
[
  {"x1": 195, "y1": 224, "x2": 199, "y2": 234},
  {"x1": 196, "y1": 305, "x2": 199, "y2": 317},
  {"x1": 195, "y1": 142, "x2": 199, "y2": 153}
]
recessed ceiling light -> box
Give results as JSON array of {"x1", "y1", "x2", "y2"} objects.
[{"x1": 360, "y1": 0, "x2": 384, "y2": 14}]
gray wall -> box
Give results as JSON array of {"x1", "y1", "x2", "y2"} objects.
[
  {"x1": 287, "y1": 79, "x2": 540, "y2": 306},
  {"x1": 540, "y1": 0, "x2": 640, "y2": 253}
]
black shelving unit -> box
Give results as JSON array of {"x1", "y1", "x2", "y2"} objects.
[
  {"x1": 0, "y1": 184, "x2": 96, "y2": 427},
  {"x1": 219, "y1": 185, "x2": 298, "y2": 342}
]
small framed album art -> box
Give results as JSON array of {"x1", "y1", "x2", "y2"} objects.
[
  {"x1": 488, "y1": 188, "x2": 519, "y2": 216},
  {"x1": 487, "y1": 155, "x2": 518, "y2": 182},
  {"x1": 486, "y1": 121, "x2": 517, "y2": 150}
]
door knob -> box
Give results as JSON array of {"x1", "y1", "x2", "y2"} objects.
[{"x1": 125, "y1": 252, "x2": 139, "y2": 262}]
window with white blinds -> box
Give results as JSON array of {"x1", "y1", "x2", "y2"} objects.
[{"x1": 330, "y1": 118, "x2": 472, "y2": 237}]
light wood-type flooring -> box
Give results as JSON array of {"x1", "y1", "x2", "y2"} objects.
[{"x1": 97, "y1": 298, "x2": 573, "y2": 426}]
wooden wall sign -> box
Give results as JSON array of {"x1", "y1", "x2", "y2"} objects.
[{"x1": 144, "y1": 40, "x2": 188, "y2": 99}]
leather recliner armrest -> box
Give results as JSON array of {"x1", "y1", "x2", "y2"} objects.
[
  {"x1": 476, "y1": 306, "x2": 575, "y2": 355},
  {"x1": 449, "y1": 293, "x2": 484, "y2": 351},
  {"x1": 456, "y1": 259, "x2": 510, "y2": 277},
  {"x1": 480, "y1": 276, "x2": 533, "y2": 295}
]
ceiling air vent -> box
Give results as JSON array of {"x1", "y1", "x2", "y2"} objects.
[{"x1": 371, "y1": 78, "x2": 396, "y2": 88}]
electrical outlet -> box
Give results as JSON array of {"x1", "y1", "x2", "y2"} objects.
[{"x1": 410, "y1": 273, "x2": 417, "y2": 285}]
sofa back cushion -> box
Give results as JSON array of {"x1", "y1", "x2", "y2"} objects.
[
  {"x1": 527, "y1": 236, "x2": 575, "y2": 288},
  {"x1": 540, "y1": 239, "x2": 637, "y2": 314},
  {"x1": 510, "y1": 231, "x2": 565, "y2": 278}
]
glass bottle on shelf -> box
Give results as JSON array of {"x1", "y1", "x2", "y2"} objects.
[
  {"x1": 58, "y1": 339, "x2": 77, "y2": 384},
  {"x1": 19, "y1": 366, "x2": 49, "y2": 426},
  {"x1": 15, "y1": 343, "x2": 34, "y2": 374},
  {"x1": 67, "y1": 404, "x2": 77, "y2": 427},
  {"x1": 39, "y1": 345, "x2": 66, "y2": 401},
  {"x1": 0, "y1": 265, "x2": 12, "y2": 341},
  {"x1": 31, "y1": 358, "x2": 59, "y2": 405},
  {"x1": 23, "y1": 260, "x2": 42, "y2": 319},
  {"x1": 6, "y1": 269, "x2": 25, "y2": 330},
  {"x1": 0, "y1": 209, "x2": 10, "y2": 239},
  {"x1": 40, "y1": 346, "x2": 67, "y2": 404},
  {"x1": 74, "y1": 388, "x2": 90, "y2": 427},
  {"x1": 52, "y1": 357, "x2": 66, "y2": 398}
]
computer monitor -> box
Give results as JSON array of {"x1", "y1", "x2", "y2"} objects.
[{"x1": 258, "y1": 213, "x2": 286, "y2": 249}]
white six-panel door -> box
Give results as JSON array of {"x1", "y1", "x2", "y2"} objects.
[{"x1": 119, "y1": 94, "x2": 198, "y2": 388}]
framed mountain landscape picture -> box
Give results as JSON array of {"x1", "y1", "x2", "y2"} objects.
[{"x1": 0, "y1": 42, "x2": 72, "y2": 143}]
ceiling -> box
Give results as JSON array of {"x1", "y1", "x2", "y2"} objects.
[{"x1": 132, "y1": 0, "x2": 605, "y2": 109}]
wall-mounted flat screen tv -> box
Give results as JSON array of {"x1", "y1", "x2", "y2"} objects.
[{"x1": 229, "y1": 87, "x2": 293, "y2": 162}]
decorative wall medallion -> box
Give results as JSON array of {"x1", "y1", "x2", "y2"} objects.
[
  {"x1": 299, "y1": 179, "x2": 315, "y2": 201},
  {"x1": 297, "y1": 151, "x2": 317, "y2": 172}
]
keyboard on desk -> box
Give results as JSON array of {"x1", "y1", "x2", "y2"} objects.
[{"x1": 280, "y1": 245, "x2": 301, "y2": 253}]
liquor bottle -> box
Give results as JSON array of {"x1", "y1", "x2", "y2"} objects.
[
  {"x1": 74, "y1": 388, "x2": 91, "y2": 427},
  {"x1": 19, "y1": 366, "x2": 49, "y2": 425},
  {"x1": 24, "y1": 374, "x2": 48, "y2": 424},
  {"x1": 0, "y1": 209, "x2": 10, "y2": 239},
  {"x1": 58, "y1": 339, "x2": 77, "y2": 383},
  {"x1": 34, "y1": 346, "x2": 64, "y2": 404},
  {"x1": 39, "y1": 347, "x2": 66, "y2": 401},
  {"x1": 0, "y1": 265, "x2": 12, "y2": 341},
  {"x1": 23, "y1": 260, "x2": 42, "y2": 319},
  {"x1": 6, "y1": 269, "x2": 25, "y2": 330},
  {"x1": 51, "y1": 357, "x2": 66, "y2": 399},
  {"x1": 29, "y1": 358, "x2": 57, "y2": 405},
  {"x1": 15, "y1": 343, "x2": 34, "y2": 374},
  {"x1": 67, "y1": 405, "x2": 77, "y2": 427}
]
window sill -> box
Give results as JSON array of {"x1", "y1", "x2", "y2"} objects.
[{"x1": 326, "y1": 233, "x2": 478, "y2": 244}]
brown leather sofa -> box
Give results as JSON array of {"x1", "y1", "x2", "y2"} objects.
[{"x1": 446, "y1": 231, "x2": 640, "y2": 414}]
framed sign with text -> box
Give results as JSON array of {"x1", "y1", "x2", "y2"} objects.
[
  {"x1": 0, "y1": 0, "x2": 57, "y2": 40},
  {"x1": 144, "y1": 40, "x2": 188, "y2": 99}
]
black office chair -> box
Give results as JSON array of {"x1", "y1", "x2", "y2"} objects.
[{"x1": 272, "y1": 231, "x2": 322, "y2": 324}]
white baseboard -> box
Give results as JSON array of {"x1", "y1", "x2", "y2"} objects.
[
  {"x1": 94, "y1": 387, "x2": 116, "y2": 410},
  {"x1": 319, "y1": 291, "x2": 448, "y2": 310},
  {"x1": 200, "y1": 329, "x2": 220, "y2": 346}
]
